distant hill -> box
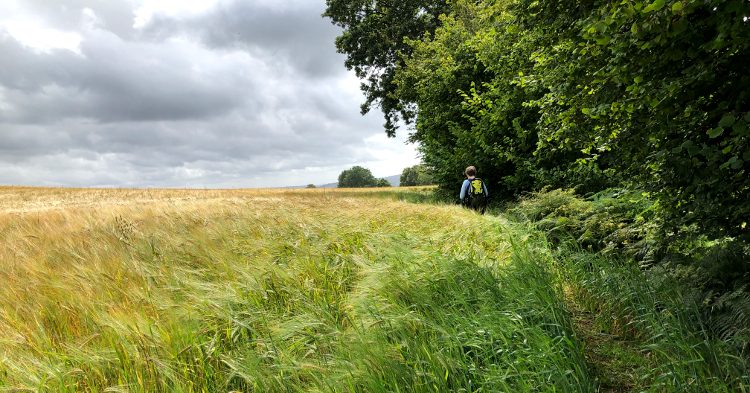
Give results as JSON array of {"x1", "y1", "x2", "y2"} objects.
[
  {"x1": 285, "y1": 174, "x2": 400, "y2": 189},
  {"x1": 383, "y1": 174, "x2": 400, "y2": 187}
]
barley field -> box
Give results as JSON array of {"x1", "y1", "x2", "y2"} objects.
[
  {"x1": 0, "y1": 186, "x2": 591, "y2": 392},
  {"x1": 0, "y1": 187, "x2": 745, "y2": 393}
]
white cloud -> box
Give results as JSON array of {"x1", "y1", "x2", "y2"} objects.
[
  {"x1": 81, "y1": 7, "x2": 105, "y2": 32},
  {"x1": 1, "y1": 21, "x2": 81, "y2": 53},
  {"x1": 362, "y1": 133, "x2": 421, "y2": 179}
]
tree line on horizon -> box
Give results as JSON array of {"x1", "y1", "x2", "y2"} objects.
[{"x1": 335, "y1": 164, "x2": 435, "y2": 188}]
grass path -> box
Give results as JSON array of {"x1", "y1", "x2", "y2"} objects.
[{"x1": 567, "y1": 298, "x2": 643, "y2": 392}]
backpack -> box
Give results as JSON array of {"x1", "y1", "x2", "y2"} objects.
[{"x1": 463, "y1": 178, "x2": 487, "y2": 210}]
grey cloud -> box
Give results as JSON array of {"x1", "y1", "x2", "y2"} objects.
[
  {"x1": 142, "y1": 0, "x2": 345, "y2": 79},
  {"x1": 0, "y1": 121, "x2": 381, "y2": 188},
  {"x1": 15, "y1": 0, "x2": 137, "y2": 40},
  {"x1": 0, "y1": 0, "x2": 414, "y2": 188},
  {"x1": 0, "y1": 31, "x2": 253, "y2": 124},
  {"x1": 0, "y1": 73, "x2": 383, "y2": 184}
]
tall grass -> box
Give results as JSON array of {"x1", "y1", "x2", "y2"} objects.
[
  {"x1": 558, "y1": 249, "x2": 750, "y2": 392},
  {"x1": 0, "y1": 187, "x2": 592, "y2": 392},
  {"x1": 504, "y1": 188, "x2": 749, "y2": 391},
  {"x1": 4, "y1": 186, "x2": 744, "y2": 392}
]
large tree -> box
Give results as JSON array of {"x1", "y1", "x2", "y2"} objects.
[
  {"x1": 323, "y1": 0, "x2": 452, "y2": 136},
  {"x1": 394, "y1": 0, "x2": 617, "y2": 199},
  {"x1": 338, "y1": 166, "x2": 378, "y2": 188}
]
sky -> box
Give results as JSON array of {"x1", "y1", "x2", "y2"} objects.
[{"x1": 0, "y1": 0, "x2": 420, "y2": 188}]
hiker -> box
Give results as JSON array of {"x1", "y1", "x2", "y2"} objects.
[{"x1": 460, "y1": 166, "x2": 489, "y2": 214}]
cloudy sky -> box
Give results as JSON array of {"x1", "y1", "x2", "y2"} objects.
[{"x1": 0, "y1": 0, "x2": 420, "y2": 188}]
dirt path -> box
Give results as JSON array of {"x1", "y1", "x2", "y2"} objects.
[{"x1": 567, "y1": 299, "x2": 647, "y2": 392}]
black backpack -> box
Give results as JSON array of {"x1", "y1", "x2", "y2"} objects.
[{"x1": 463, "y1": 178, "x2": 487, "y2": 210}]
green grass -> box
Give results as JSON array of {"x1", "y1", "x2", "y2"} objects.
[
  {"x1": 1, "y1": 187, "x2": 747, "y2": 392},
  {"x1": 0, "y1": 189, "x2": 592, "y2": 392},
  {"x1": 557, "y1": 249, "x2": 750, "y2": 392}
]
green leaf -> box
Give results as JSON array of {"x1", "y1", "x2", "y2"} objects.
[
  {"x1": 643, "y1": 0, "x2": 665, "y2": 13},
  {"x1": 582, "y1": 108, "x2": 590, "y2": 114},
  {"x1": 596, "y1": 35, "x2": 611, "y2": 45},
  {"x1": 732, "y1": 158, "x2": 744, "y2": 170},
  {"x1": 726, "y1": 1, "x2": 744, "y2": 13},
  {"x1": 634, "y1": 77, "x2": 643, "y2": 84},
  {"x1": 721, "y1": 156, "x2": 739, "y2": 169},
  {"x1": 631, "y1": 22, "x2": 638, "y2": 34},
  {"x1": 744, "y1": 112, "x2": 750, "y2": 123},
  {"x1": 733, "y1": 121, "x2": 749, "y2": 136},
  {"x1": 672, "y1": 2, "x2": 683, "y2": 12},
  {"x1": 719, "y1": 115, "x2": 736, "y2": 128},
  {"x1": 708, "y1": 127, "x2": 724, "y2": 138}
]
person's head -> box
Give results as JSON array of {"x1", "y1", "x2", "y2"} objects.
[{"x1": 465, "y1": 166, "x2": 477, "y2": 178}]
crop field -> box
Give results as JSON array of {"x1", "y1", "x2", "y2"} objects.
[{"x1": 0, "y1": 187, "x2": 746, "y2": 392}]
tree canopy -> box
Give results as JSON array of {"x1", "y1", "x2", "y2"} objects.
[
  {"x1": 400, "y1": 165, "x2": 435, "y2": 187},
  {"x1": 323, "y1": 0, "x2": 452, "y2": 136},
  {"x1": 338, "y1": 166, "x2": 378, "y2": 188},
  {"x1": 509, "y1": 0, "x2": 750, "y2": 242},
  {"x1": 376, "y1": 178, "x2": 393, "y2": 187}
]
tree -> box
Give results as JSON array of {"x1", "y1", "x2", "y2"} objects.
[
  {"x1": 393, "y1": 0, "x2": 749, "y2": 244},
  {"x1": 338, "y1": 166, "x2": 378, "y2": 188},
  {"x1": 323, "y1": 0, "x2": 452, "y2": 136},
  {"x1": 306, "y1": 184, "x2": 317, "y2": 189},
  {"x1": 376, "y1": 178, "x2": 392, "y2": 187},
  {"x1": 395, "y1": 0, "x2": 616, "y2": 199},
  {"x1": 400, "y1": 165, "x2": 434, "y2": 187},
  {"x1": 512, "y1": 0, "x2": 750, "y2": 243}
]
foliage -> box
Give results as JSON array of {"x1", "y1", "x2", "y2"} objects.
[
  {"x1": 306, "y1": 183, "x2": 317, "y2": 188},
  {"x1": 394, "y1": 0, "x2": 620, "y2": 200},
  {"x1": 322, "y1": 0, "x2": 452, "y2": 136},
  {"x1": 338, "y1": 165, "x2": 377, "y2": 188},
  {"x1": 510, "y1": 0, "x2": 750, "y2": 244},
  {"x1": 399, "y1": 164, "x2": 435, "y2": 186},
  {"x1": 376, "y1": 178, "x2": 392, "y2": 187},
  {"x1": 389, "y1": 0, "x2": 749, "y2": 301},
  {"x1": 510, "y1": 188, "x2": 656, "y2": 257},
  {"x1": 510, "y1": 188, "x2": 750, "y2": 355}
]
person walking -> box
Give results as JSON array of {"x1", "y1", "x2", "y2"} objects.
[{"x1": 460, "y1": 166, "x2": 489, "y2": 214}]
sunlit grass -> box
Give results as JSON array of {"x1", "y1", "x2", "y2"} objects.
[
  {"x1": 0, "y1": 186, "x2": 590, "y2": 392},
  {"x1": 1, "y1": 186, "x2": 745, "y2": 392}
]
